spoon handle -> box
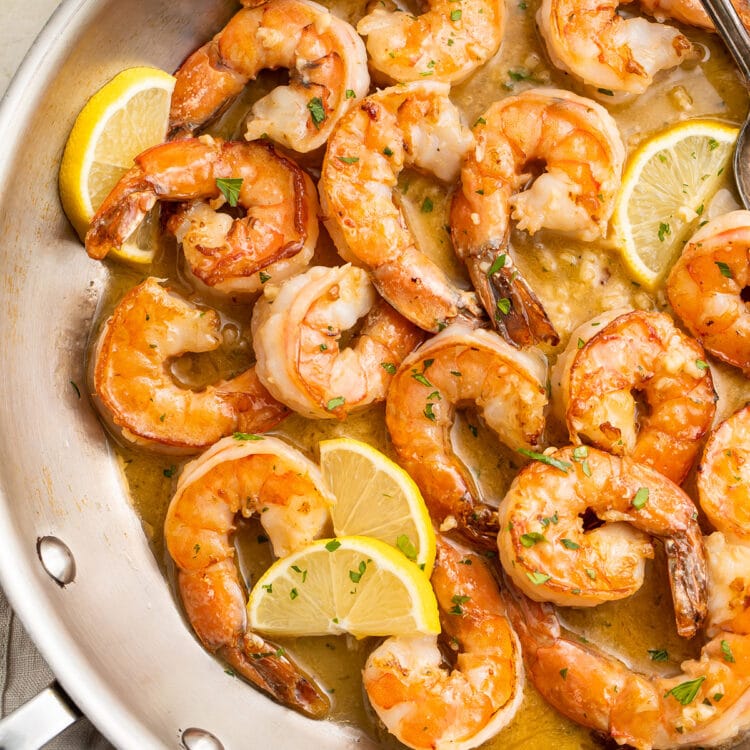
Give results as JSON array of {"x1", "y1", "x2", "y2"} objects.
[{"x1": 699, "y1": 0, "x2": 750, "y2": 83}]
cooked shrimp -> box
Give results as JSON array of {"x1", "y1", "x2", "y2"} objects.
[
  {"x1": 252, "y1": 265, "x2": 424, "y2": 420},
  {"x1": 363, "y1": 535, "x2": 524, "y2": 750},
  {"x1": 385, "y1": 323, "x2": 548, "y2": 548},
  {"x1": 450, "y1": 89, "x2": 624, "y2": 346},
  {"x1": 698, "y1": 404, "x2": 750, "y2": 543},
  {"x1": 86, "y1": 138, "x2": 319, "y2": 294},
  {"x1": 92, "y1": 277, "x2": 287, "y2": 452},
  {"x1": 356, "y1": 0, "x2": 505, "y2": 84},
  {"x1": 164, "y1": 434, "x2": 333, "y2": 717},
  {"x1": 502, "y1": 531, "x2": 750, "y2": 750},
  {"x1": 639, "y1": 0, "x2": 713, "y2": 29},
  {"x1": 319, "y1": 81, "x2": 483, "y2": 332},
  {"x1": 537, "y1": 0, "x2": 696, "y2": 95},
  {"x1": 552, "y1": 309, "x2": 716, "y2": 484},
  {"x1": 168, "y1": 0, "x2": 369, "y2": 151},
  {"x1": 498, "y1": 446, "x2": 707, "y2": 638},
  {"x1": 667, "y1": 210, "x2": 750, "y2": 373}
]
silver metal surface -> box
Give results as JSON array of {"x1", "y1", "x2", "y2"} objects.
[
  {"x1": 0, "y1": 1, "x2": 371, "y2": 747},
  {"x1": 700, "y1": 0, "x2": 750, "y2": 208},
  {"x1": 181, "y1": 727, "x2": 225, "y2": 750},
  {"x1": 0, "y1": 683, "x2": 81, "y2": 749}
]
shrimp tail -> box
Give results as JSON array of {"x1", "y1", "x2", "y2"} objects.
[
  {"x1": 469, "y1": 248, "x2": 559, "y2": 348},
  {"x1": 457, "y1": 498, "x2": 500, "y2": 550},
  {"x1": 85, "y1": 170, "x2": 156, "y2": 259},
  {"x1": 665, "y1": 525, "x2": 708, "y2": 638},
  {"x1": 222, "y1": 638, "x2": 330, "y2": 719}
]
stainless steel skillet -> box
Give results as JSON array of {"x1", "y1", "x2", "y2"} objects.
[{"x1": 0, "y1": 1, "x2": 371, "y2": 746}]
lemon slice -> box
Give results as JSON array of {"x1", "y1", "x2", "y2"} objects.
[
  {"x1": 319, "y1": 438, "x2": 436, "y2": 576},
  {"x1": 58, "y1": 66, "x2": 175, "y2": 263},
  {"x1": 247, "y1": 536, "x2": 440, "y2": 639},
  {"x1": 612, "y1": 119, "x2": 738, "y2": 289}
]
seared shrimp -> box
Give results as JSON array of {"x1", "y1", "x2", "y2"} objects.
[
  {"x1": 498, "y1": 446, "x2": 707, "y2": 638},
  {"x1": 164, "y1": 434, "x2": 333, "y2": 717},
  {"x1": 356, "y1": 0, "x2": 505, "y2": 84},
  {"x1": 639, "y1": 0, "x2": 713, "y2": 29},
  {"x1": 168, "y1": 0, "x2": 369, "y2": 151},
  {"x1": 537, "y1": 0, "x2": 696, "y2": 95},
  {"x1": 451, "y1": 89, "x2": 624, "y2": 346},
  {"x1": 363, "y1": 535, "x2": 524, "y2": 750},
  {"x1": 319, "y1": 81, "x2": 483, "y2": 332},
  {"x1": 667, "y1": 210, "x2": 750, "y2": 373},
  {"x1": 503, "y1": 532, "x2": 750, "y2": 750},
  {"x1": 553, "y1": 309, "x2": 716, "y2": 484},
  {"x1": 698, "y1": 404, "x2": 750, "y2": 543},
  {"x1": 385, "y1": 324, "x2": 548, "y2": 548},
  {"x1": 252, "y1": 265, "x2": 424, "y2": 419},
  {"x1": 92, "y1": 278, "x2": 287, "y2": 452},
  {"x1": 86, "y1": 138, "x2": 318, "y2": 294}
]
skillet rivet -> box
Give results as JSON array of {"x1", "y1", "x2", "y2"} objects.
[
  {"x1": 181, "y1": 727, "x2": 225, "y2": 750},
  {"x1": 36, "y1": 536, "x2": 76, "y2": 586}
]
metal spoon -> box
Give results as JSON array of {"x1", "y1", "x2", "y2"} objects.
[{"x1": 700, "y1": 0, "x2": 750, "y2": 207}]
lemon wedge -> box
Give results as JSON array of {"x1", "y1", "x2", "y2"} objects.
[
  {"x1": 58, "y1": 66, "x2": 175, "y2": 263},
  {"x1": 319, "y1": 438, "x2": 436, "y2": 576},
  {"x1": 247, "y1": 536, "x2": 440, "y2": 639},
  {"x1": 612, "y1": 119, "x2": 738, "y2": 289}
]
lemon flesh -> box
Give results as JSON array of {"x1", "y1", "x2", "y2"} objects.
[
  {"x1": 58, "y1": 66, "x2": 175, "y2": 263},
  {"x1": 319, "y1": 437, "x2": 437, "y2": 576},
  {"x1": 247, "y1": 536, "x2": 440, "y2": 639},
  {"x1": 612, "y1": 119, "x2": 738, "y2": 289}
]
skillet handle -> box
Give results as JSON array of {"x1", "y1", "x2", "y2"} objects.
[{"x1": 0, "y1": 681, "x2": 81, "y2": 749}]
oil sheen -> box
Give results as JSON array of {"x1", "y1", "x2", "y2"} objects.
[{"x1": 91, "y1": 0, "x2": 750, "y2": 747}]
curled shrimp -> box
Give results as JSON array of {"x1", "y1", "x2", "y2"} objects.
[
  {"x1": 698, "y1": 404, "x2": 750, "y2": 544},
  {"x1": 319, "y1": 81, "x2": 483, "y2": 333},
  {"x1": 356, "y1": 0, "x2": 505, "y2": 84},
  {"x1": 92, "y1": 277, "x2": 287, "y2": 452},
  {"x1": 537, "y1": 0, "x2": 696, "y2": 95},
  {"x1": 552, "y1": 309, "x2": 716, "y2": 484},
  {"x1": 86, "y1": 137, "x2": 319, "y2": 295},
  {"x1": 385, "y1": 323, "x2": 548, "y2": 548},
  {"x1": 667, "y1": 210, "x2": 750, "y2": 373},
  {"x1": 363, "y1": 535, "x2": 524, "y2": 750},
  {"x1": 450, "y1": 88, "x2": 624, "y2": 346},
  {"x1": 503, "y1": 531, "x2": 750, "y2": 750},
  {"x1": 164, "y1": 434, "x2": 333, "y2": 717},
  {"x1": 251, "y1": 264, "x2": 424, "y2": 419},
  {"x1": 498, "y1": 446, "x2": 707, "y2": 638},
  {"x1": 168, "y1": 0, "x2": 369, "y2": 151}
]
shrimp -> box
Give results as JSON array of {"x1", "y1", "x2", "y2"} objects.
[
  {"x1": 92, "y1": 277, "x2": 288, "y2": 453},
  {"x1": 85, "y1": 137, "x2": 319, "y2": 295},
  {"x1": 363, "y1": 535, "x2": 524, "y2": 750},
  {"x1": 537, "y1": 0, "x2": 696, "y2": 95},
  {"x1": 164, "y1": 434, "x2": 333, "y2": 718},
  {"x1": 502, "y1": 531, "x2": 750, "y2": 750},
  {"x1": 168, "y1": 0, "x2": 370, "y2": 152},
  {"x1": 639, "y1": 0, "x2": 713, "y2": 29},
  {"x1": 667, "y1": 210, "x2": 750, "y2": 373},
  {"x1": 498, "y1": 446, "x2": 707, "y2": 638},
  {"x1": 552, "y1": 309, "x2": 716, "y2": 484},
  {"x1": 385, "y1": 323, "x2": 548, "y2": 548},
  {"x1": 251, "y1": 264, "x2": 424, "y2": 419},
  {"x1": 698, "y1": 404, "x2": 750, "y2": 543},
  {"x1": 319, "y1": 81, "x2": 484, "y2": 333},
  {"x1": 356, "y1": 0, "x2": 505, "y2": 84},
  {"x1": 450, "y1": 89, "x2": 625, "y2": 346}
]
